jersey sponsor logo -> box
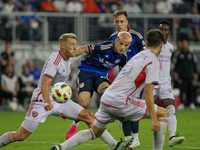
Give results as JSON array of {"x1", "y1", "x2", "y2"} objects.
[
  {"x1": 32, "y1": 111, "x2": 39, "y2": 118},
  {"x1": 126, "y1": 49, "x2": 131, "y2": 52},
  {"x1": 99, "y1": 58, "x2": 116, "y2": 68},
  {"x1": 79, "y1": 82, "x2": 85, "y2": 88}
]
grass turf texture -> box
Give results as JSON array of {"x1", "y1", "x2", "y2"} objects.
[{"x1": 0, "y1": 108, "x2": 200, "y2": 150}]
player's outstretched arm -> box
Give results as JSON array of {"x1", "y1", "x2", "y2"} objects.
[{"x1": 75, "y1": 46, "x2": 89, "y2": 56}]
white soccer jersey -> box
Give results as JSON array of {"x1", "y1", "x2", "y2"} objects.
[
  {"x1": 156, "y1": 41, "x2": 173, "y2": 86},
  {"x1": 31, "y1": 51, "x2": 76, "y2": 102},
  {"x1": 100, "y1": 49, "x2": 161, "y2": 108}
]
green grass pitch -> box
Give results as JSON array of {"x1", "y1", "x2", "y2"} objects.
[{"x1": 0, "y1": 108, "x2": 200, "y2": 150}]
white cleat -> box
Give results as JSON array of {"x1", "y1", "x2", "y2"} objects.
[
  {"x1": 129, "y1": 140, "x2": 140, "y2": 149},
  {"x1": 118, "y1": 121, "x2": 122, "y2": 128},
  {"x1": 176, "y1": 103, "x2": 185, "y2": 110},
  {"x1": 190, "y1": 103, "x2": 196, "y2": 110},
  {"x1": 168, "y1": 136, "x2": 185, "y2": 147}
]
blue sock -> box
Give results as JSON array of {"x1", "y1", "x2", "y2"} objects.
[
  {"x1": 122, "y1": 120, "x2": 132, "y2": 136},
  {"x1": 131, "y1": 121, "x2": 139, "y2": 133}
]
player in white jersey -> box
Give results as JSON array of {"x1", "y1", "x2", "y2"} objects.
[
  {"x1": 51, "y1": 29, "x2": 169, "y2": 150},
  {"x1": 0, "y1": 33, "x2": 131, "y2": 150},
  {"x1": 153, "y1": 20, "x2": 185, "y2": 147},
  {"x1": 0, "y1": 33, "x2": 90, "y2": 148}
]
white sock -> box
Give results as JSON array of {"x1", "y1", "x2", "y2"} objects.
[
  {"x1": 87, "y1": 123, "x2": 118, "y2": 149},
  {"x1": 0, "y1": 132, "x2": 13, "y2": 147},
  {"x1": 61, "y1": 129, "x2": 96, "y2": 149},
  {"x1": 166, "y1": 105, "x2": 177, "y2": 138},
  {"x1": 132, "y1": 133, "x2": 139, "y2": 141},
  {"x1": 153, "y1": 117, "x2": 168, "y2": 150},
  {"x1": 100, "y1": 130, "x2": 118, "y2": 149},
  {"x1": 125, "y1": 136, "x2": 132, "y2": 141},
  {"x1": 73, "y1": 120, "x2": 79, "y2": 127}
]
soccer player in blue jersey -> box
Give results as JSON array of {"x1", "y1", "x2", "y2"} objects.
[
  {"x1": 66, "y1": 31, "x2": 133, "y2": 140},
  {"x1": 109, "y1": 10, "x2": 145, "y2": 149},
  {"x1": 52, "y1": 29, "x2": 168, "y2": 150}
]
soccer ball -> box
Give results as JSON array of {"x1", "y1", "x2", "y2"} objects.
[{"x1": 51, "y1": 82, "x2": 72, "y2": 103}]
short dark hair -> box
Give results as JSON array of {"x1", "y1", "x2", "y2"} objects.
[
  {"x1": 147, "y1": 29, "x2": 164, "y2": 47},
  {"x1": 113, "y1": 10, "x2": 128, "y2": 18},
  {"x1": 159, "y1": 20, "x2": 171, "y2": 30}
]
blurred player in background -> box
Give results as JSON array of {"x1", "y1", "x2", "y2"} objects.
[
  {"x1": 52, "y1": 29, "x2": 169, "y2": 150},
  {"x1": 109, "y1": 10, "x2": 146, "y2": 149},
  {"x1": 153, "y1": 20, "x2": 185, "y2": 147}
]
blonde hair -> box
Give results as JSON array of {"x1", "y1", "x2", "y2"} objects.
[{"x1": 59, "y1": 33, "x2": 77, "y2": 44}]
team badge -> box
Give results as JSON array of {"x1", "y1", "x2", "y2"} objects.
[
  {"x1": 32, "y1": 111, "x2": 39, "y2": 118},
  {"x1": 115, "y1": 59, "x2": 120, "y2": 63},
  {"x1": 142, "y1": 40, "x2": 145, "y2": 46},
  {"x1": 79, "y1": 83, "x2": 85, "y2": 88}
]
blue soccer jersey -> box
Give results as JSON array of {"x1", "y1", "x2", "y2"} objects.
[
  {"x1": 78, "y1": 41, "x2": 127, "y2": 76},
  {"x1": 109, "y1": 27, "x2": 146, "y2": 61}
]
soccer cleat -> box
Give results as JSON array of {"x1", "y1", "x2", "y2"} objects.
[
  {"x1": 51, "y1": 145, "x2": 62, "y2": 150},
  {"x1": 129, "y1": 139, "x2": 140, "y2": 149},
  {"x1": 176, "y1": 103, "x2": 185, "y2": 110},
  {"x1": 168, "y1": 136, "x2": 185, "y2": 147},
  {"x1": 115, "y1": 137, "x2": 134, "y2": 150},
  {"x1": 118, "y1": 121, "x2": 123, "y2": 128},
  {"x1": 66, "y1": 123, "x2": 79, "y2": 140},
  {"x1": 189, "y1": 103, "x2": 196, "y2": 110}
]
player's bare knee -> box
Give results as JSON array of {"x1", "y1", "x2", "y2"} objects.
[
  {"x1": 80, "y1": 99, "x2": 90, "y2": 109},
  {"x1": 81, "y1": 102, "x2": 90, "y2": 109}
]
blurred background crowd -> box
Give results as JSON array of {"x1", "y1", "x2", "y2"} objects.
[{"x1": 0, "y1": 0, "x2": 200, "y2": 111}]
